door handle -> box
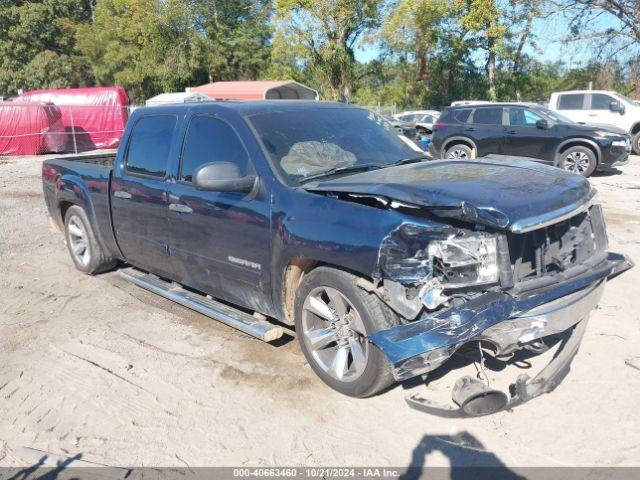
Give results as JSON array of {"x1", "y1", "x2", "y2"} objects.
[
  {"x1": 169, "y1": 203, "x2": 193, "y2": 214},
  {"x1": 588, "y1": 114, "x2": 597, "y2": 117},
  {"x1": 114, "y1": 191, "x2": 132, "y2": 199},
  {"x1": 465, "y1": 127, "x2": 475, "y2": 132},
  {"x1": 506, "y1": 130, "x2": 517, "y2": 134}
]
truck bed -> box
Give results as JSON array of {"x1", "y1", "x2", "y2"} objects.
[
  {"x1": 50, "y1": 150, "x2": 117, "y2": 168},
  {"x1": 42, "y1": 149, "x2": 120, "y2": 260}
]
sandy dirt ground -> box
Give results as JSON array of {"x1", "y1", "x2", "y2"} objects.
[{"x1": 1, "y1": 154, "x2": 639, "y2": 470}]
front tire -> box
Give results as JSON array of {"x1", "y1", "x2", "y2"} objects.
[
  {"x1": 632, "y1": 131, "x2": 640, "y2": 155},
  {"x1": 64, "y1": 205, "x2": 117, "y2": 275},
  {"x1": 444, "y1": 144, "x2": 474, "y2": 159},
  {"x1": 294, "y1": 267, "x2": 398, "y2": 398},
  {"x1": 559, "y1": 146, "x2": 597, "y2": 177}
]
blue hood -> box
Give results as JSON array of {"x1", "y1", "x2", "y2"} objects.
[{"x1": 305, "y1": 157, "x2": 594, "y2": 230}]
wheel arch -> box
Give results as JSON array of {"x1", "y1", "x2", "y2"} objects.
[
  {"x1": 280, "y1": 258, "x2": 376, "y2": 325},
  {"x1": 630, "y1": 123, "x2": 640, "y2": 135},
  {"x1": 555, "y1": 138, "x2": 601, "y2": 165},
  {"x1": 59, "y1": 200, "x2": 78, "y2": 222}
]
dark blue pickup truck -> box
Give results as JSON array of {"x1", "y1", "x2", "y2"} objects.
[{"x1": 43, "y1": 101, "x2": 632, "y2": 416}]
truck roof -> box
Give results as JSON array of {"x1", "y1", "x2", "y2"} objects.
[{"x1": 140, "y1": 100, "x2": 353, "y2": 116}]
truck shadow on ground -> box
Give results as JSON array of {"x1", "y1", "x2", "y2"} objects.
[
  {"x1": 400, "y1": 432, "x2": 526, "y2": 480},
  {"x1": 8, "y1": 453, "x2": 82, "y2": 480}
]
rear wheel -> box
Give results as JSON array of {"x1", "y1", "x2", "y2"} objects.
[
  {"x1": 559, "y1": 146, "x2": 597, "y2": 177},
  {"x1": 632, "y1": 131, "x2": 640, "y2": 155},
  {"x1": 64, "y1": 205, "x2": 117, "y2": 275},
  {"x1": 294, "y1": 267, "x2": 398, "y2": 397},
  {"x1": 444, "y1": 144, "x2": 473, "y2": 159}
]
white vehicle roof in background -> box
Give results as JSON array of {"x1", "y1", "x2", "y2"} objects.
[
  {"x1": 395, "y1": 110, "x2": 440, "y2": 116},
  {"x1": 450, "y1": 100, "x2": 494, "y2": 106},
  {"x1": 145, "y1": 92, "x2": 211, "y2": 106}
]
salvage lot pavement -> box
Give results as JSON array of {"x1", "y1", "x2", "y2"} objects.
[{"x1": 1, "y1": 154, "x2": 639, "y2": 469}]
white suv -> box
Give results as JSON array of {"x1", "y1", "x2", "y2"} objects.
[{"x1": 549, "y1": 90, "x2": 640, "y2": 154}]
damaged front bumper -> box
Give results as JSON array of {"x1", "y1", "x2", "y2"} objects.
[
  {"x1": 368, "y1": 252, "x2": 633, "y2": 382},
  {"x1": 404, "y1": 316, "x2": 590, "y2": 417}
]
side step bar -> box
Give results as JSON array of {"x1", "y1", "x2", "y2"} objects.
[{"x1": 119, "y1": 268, "x2": 284, "y2": 342}]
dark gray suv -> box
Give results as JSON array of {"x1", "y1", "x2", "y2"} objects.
[{"x1": 430, "y1": 103, "x2": 631, "y2": 176}]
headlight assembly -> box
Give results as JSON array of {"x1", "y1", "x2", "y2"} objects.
[
  {"x1": 428, "y1": 233, "x2": 499, "y2": 288},
  {"x1": 593, "y1": 130, "x2": 620, "y2": 138}
]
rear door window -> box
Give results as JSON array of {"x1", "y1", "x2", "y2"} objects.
[
  {"x1": 557, "y1": 94, "x2": 585, "y2": 110},
  {"x1": 452, "y1": 109, "x2": 472, "y2": 123},
  {"x1": 125, "y1": 115, "x2": 176, "y2": 177},
  {"x1": 590, "y1": 93, "x2": 616, "y2": 110},
  {"x1": 472, "y1": 107, "x2": 503, "y2": 125},
  {"x1": 180, "y1": 115, "x2": 249, "y2": 182}
]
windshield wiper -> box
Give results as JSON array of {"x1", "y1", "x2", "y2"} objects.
[
  {"x1": 387, "y1": 155, "x2": 429, "y2": 167},
  {"x1": 299, "y1": 163, "x2": 384, "y2": 183}
]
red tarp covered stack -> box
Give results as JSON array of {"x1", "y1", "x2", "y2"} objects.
[
  {"x1": 19, "y1": 87, "x2": 130, "y2": 151},
  {"x1": 0, "y1": 102, "x2": 66, "y2": 156}
]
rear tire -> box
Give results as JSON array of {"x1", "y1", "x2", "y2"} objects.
[
  {"x1": 444, "y1": 144, "x2": 474, "y2": 159},
  {"x1": 294, "y1": 267, "x2": 399, "y2": 398},
  {"x1": 64, "y1": 205, "x2": 117, "y2": 275},
  {"x1": 632, "y1": 131, "x2": 640, "y2": 155},
  {"x1": 558, "y1": 146, "x2": 597, "y2": 177}
]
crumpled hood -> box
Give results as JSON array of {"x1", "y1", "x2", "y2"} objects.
[{"x1": 305, "y1": 157, "x2": 594, "y2": 230}]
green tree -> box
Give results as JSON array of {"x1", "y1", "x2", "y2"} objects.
[
  {"x1": 460, "y1": 0, "x2": 506, "y2": 100},
  {"x1": 0, "y1": 0, "x2": 92, "y2": 96},
  {"x1": 76, "y1": 0, "x2": 272, "y2": 103},
  {"x1": 196, "y1": 0, "x2": 272, "y2": 82},
  {"x1": 273, "y1": 0, "x2": 383, "y2": 100},
  {"x1": 75, "y1": 0, "x2": 208, "y2": 103}
]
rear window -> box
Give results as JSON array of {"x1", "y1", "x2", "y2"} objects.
[
  {"x1": 126, "y1": 115, "x2": 176, "y2": 177},
  {"x1": 557, "y1": 94, "x2": 585, "y2": 110},
  {"x1": 452, "y1": 109, "x2": 472, "y2": 123},
  {"x1": 472, "y1": 107, "x2": 503, "y2": 125}
]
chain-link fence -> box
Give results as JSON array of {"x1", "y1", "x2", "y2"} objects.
[
  {"x1": 0, "y1": 103, "x2": 130, "y2": 156},
  {"x1": 360, "y1": 104, "x2": 398, "y2": 117}
]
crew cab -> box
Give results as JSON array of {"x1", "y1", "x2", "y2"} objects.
[
  {"x1": 43, "y1": 102, "x2": 632, "y2": 416},
  {"x1": 430, "y1": 102, "x2": 631, "y2": 176},
  {"x1": 549, "y1": 90, "x2": 640, "y2": 154}
]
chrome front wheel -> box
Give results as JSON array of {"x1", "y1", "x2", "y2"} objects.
[
  {"x1": 301, "y1": 286, "x2": 369, "y2": 382},
  {"x1": 294, "y1": 267, "x2": 398, "y2": 397}
]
